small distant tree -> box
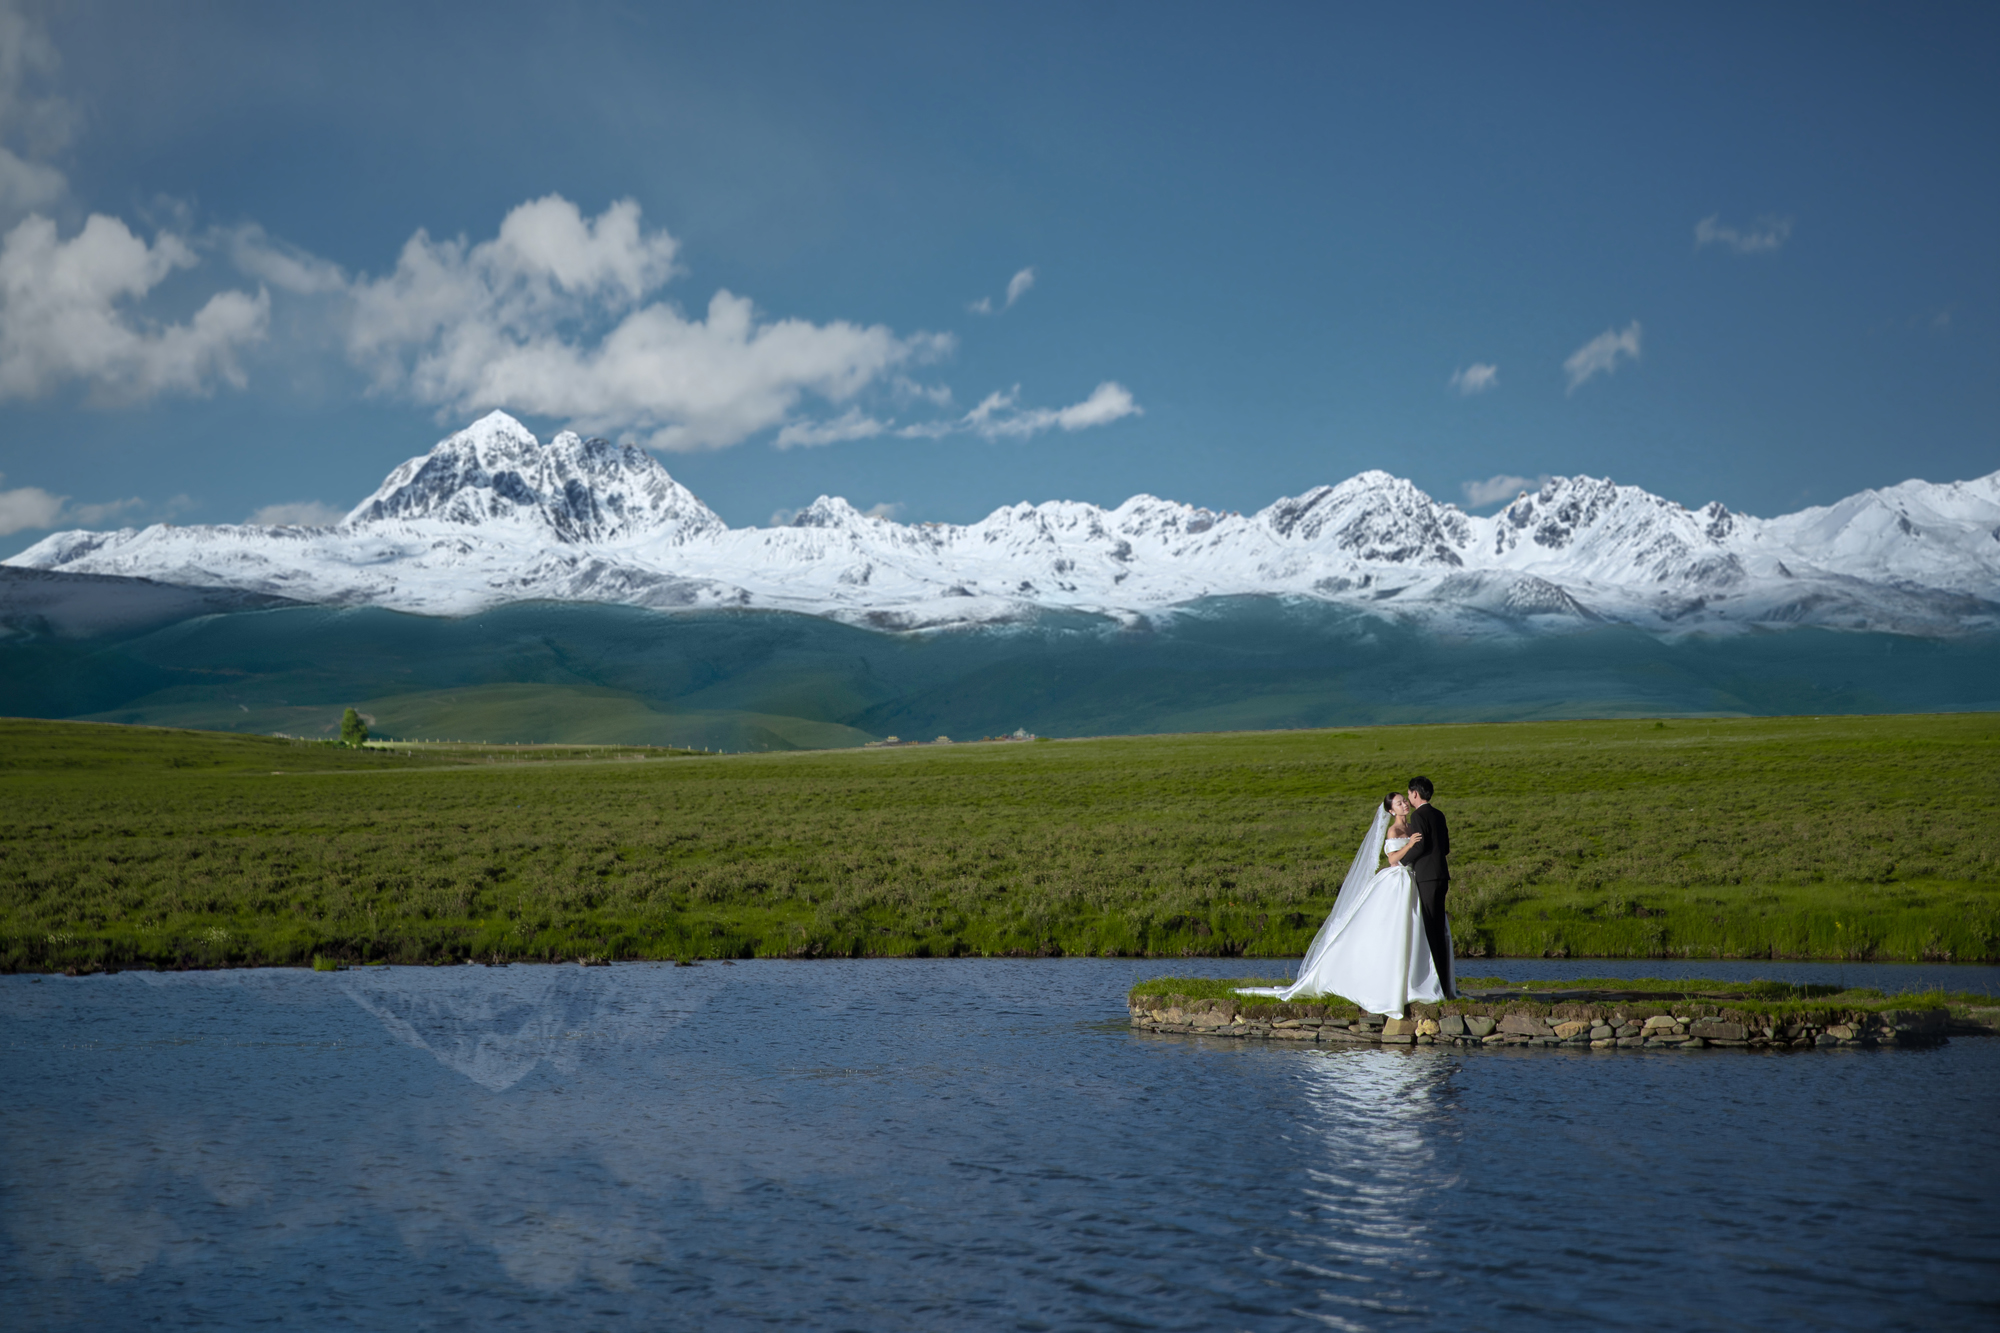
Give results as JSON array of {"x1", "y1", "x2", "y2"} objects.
[{"x1": 340, "y1": 708, "x2": 369, "y2": 747}]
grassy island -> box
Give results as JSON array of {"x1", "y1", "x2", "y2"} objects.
[
  {"x1": 1126, "y1": 976, "x2": 2000, "y2": 1049},
  {"x1": 2, "y1": 711, "x2": 1996, "y2": 971}
]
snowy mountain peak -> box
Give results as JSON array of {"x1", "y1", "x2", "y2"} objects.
[
  {"x1": 1258, "y1": 472, "x2": 1469, "y2": 565},
  {"x1": 788, "y1": 496, "x2": 874, "y2": 529},
  {"x1": 1482, "y1": 475, "x2": 1745, "y2": 589},
  {"x1": 344, "y1": 412, "x2": 723, "y2": 546}
]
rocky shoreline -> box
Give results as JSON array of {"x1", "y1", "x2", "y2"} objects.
[{"x1": 1126, "y1": 988, "x2": 1989, "y2": 1050}]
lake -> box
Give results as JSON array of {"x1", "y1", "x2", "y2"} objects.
[{"x1": 4, "y1": 958, "x2": 1996, "y2": 1330}]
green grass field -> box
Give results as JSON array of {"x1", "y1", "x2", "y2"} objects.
[{"x1": 2, "y1": 712, "x2": 1996, "y2": 971}]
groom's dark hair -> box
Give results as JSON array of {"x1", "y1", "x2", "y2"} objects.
[{"x1": 1407, "y1": 776, "x2": 1434, "y2": 801}]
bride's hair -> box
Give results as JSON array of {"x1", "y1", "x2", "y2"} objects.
[{"x1": 1381, "y1": 791, "x2": 1414, "y2": 836}]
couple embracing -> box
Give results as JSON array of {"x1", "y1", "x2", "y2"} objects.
[{"x1": 1238, "y1": 777, "x2": 1457, "y2": 1017}]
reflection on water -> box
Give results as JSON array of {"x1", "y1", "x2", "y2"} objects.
[
  {"x1": 1273, "y1": 1053, "x2": 1455, "y2": 1330},
  {"x1": 4, "y1": 960, "x2": 1996, "y2": 1331},
  {"x1": 341, "y1": 965, "x2": 683, "y2": 1090}
]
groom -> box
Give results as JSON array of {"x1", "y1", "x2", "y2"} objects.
[{"x1": 1402, "y1": 776, "x2": 1457, "y2": 999}]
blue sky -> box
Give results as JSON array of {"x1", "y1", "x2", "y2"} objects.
[{"x1": 0, "y1": 1, "x2": 1994, "y2": 549}]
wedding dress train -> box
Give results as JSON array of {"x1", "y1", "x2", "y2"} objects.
[{"x1": 1235, "y1": 806, "x2": 1451, "y2": 1018}]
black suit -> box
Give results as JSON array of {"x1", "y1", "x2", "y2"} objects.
[{"x1": 1402, "y1": 802, "x2": 1456, "y2": 997}]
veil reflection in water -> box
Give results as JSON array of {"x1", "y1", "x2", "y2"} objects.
[{"x1": 1270, "y1": 1050, "x2": 1458, "y2": 1328}]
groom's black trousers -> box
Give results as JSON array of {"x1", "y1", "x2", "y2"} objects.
[{"x1": 1415, "y1": 879, "x2": 1455, "y2": 997}]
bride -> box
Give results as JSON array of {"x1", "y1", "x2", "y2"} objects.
[{"x1": 1236, "y1": 793, "x2": 1453, "y2": 1017}]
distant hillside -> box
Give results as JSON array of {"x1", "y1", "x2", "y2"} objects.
[{"x1": 3, "y1": 586, "x2": 1995, "y2": 749}]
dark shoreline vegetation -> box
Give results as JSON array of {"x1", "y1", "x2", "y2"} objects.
[{"x1": 3, "y1": 712, "x2": 1996, "y2": 973}]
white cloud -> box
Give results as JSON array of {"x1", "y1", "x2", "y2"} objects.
[
  {"x1": 892, "y1": 376, "x2": 953, "y2": 407},
  {"x1": 1005, "y1": 267, "x2": 1035, "y2": 307},
  {"x1": 969, "y1": 266, "x2": 1036, "y2": 316},
  {"x1": 0, "y1": 473, "x2": 152, "y2": 534},
  {"x1": 1450, "y1": 363, "x2": 1498, "y2": 396},
  {"x1": 248, "y1": 500, "x2": 345, "y2": 527},
  {"x1": 944, "y1": 381, "x2": 1141, "y2": 440},
  {"x1": 0, "y1": 16, "x2": 268, "y2": 405},
  {"x1": 773, "y1": 381, "x2": 1143, "y2": 447},
  {"x1": 1053, "y1": 380, "x2": 1140, "y2": 430},
  {"x1": 348, "y1": 194, "x2": 946, "y2": 452},
  {"x1": 1563, "y1": 320, "x2": 1641, "y2": 394},
  {"x1": 0, "y1": 144, "x2": 61, "y2": 215},
  {"x1": 1462, "y1": 473, "x2": 1548, "y2": 508},
  {"x1": 229, "y1": 225, "x2": 348, "y2": 295},
  {"x1": 0, "y1": 0, "x2": 74, "y2": 222},
  {"x1": 0, "y1": 212, "x2": 270, "y2": 403},
  {"x1": 66, "y1": 495, "x2": 143, "y2": 525},
  {"x1": 0, "y1": 473, "x2": 61, "y2": 535},
  {"x1": 773, "y1": 408, "x2": 890, "y2": 450},
  {"x1": 770, "y1": 382, "x2": 1139, "y2": 448},
  {"x1": 1695, "y1": 214, "x2": 1793, "y2": 255}
]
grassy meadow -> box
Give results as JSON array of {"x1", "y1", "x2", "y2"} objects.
[{"x1": 2, "y1": 712, "x2": 1996, "y2": 971}]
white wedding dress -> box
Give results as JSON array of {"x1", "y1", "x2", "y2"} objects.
[{"x1": 1236, "y1": 806, "x2": 1452, "y2": 1017}]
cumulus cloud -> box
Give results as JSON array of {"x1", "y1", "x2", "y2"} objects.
[
  {"x1": 0, "y1": 475, "x2": 154, "y2": 534},
  {"x1": 0, "y1": 0, "x2": 75, "y2": 222},
  {"x1": 0, "y1": 474, "x2": 61, "y2": 534},
  {"x1": 1450, "y1": 363, "x2": 1498, "y2": 396},
  {"x1": 1563, "y1": 320, "x2": 1641, "y2": 394},
  {"x1": 0, "y1": 212, "x2": 270, "y2": 402},
  {"x1": 248, "y1": 500, "x2": 345, "y2": 527},
  {"x1": 1461, "y1": 473, "x2": 1549, "y2": 508},
  {"x1": 1695, "y1": 214, "x2": 1793, "y2": 255},
  {"x1": 0, "y1": 12, "x2": 279, "y2": 406},
  {"x1": 970, "y1": 266, "x2": 1036, "y2": 315},
  {"x1": 348, "y1": 194, "x2": 944, "y2": 452},
  {"x1": 0, "y1": 145, "x2": 60, "y2": 215}
]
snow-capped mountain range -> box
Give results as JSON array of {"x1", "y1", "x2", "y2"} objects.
[{"x1": 9, "y1": 411, "x2": 1999, "y2": 636}]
